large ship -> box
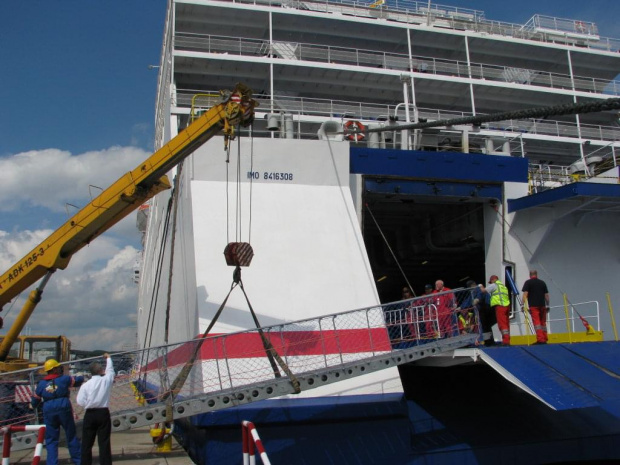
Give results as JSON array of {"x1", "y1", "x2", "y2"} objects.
[{"x1": 136, "y1": 0, "x2": 620, "y2": 463}]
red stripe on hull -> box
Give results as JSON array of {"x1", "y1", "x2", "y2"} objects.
[{"x1": 145, "y1": 328, "x2": 391, "y2": 370}]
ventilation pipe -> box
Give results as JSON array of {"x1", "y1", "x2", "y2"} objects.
[
  {"x1": 284, "y1": 114, "x2": 294, "y2": 139},
  {"x1": 266, "y1": 114, "x2": 280, "y2": 131},
  {"x1": 461, "y1": 128, "x2": 470, "y2": 153},
  {"x1": 367, "y1": 123, "x2": 386, "y2": 149},
  {"x1": 317, "y1": 121, "x2": 344, "y2": 141},
  {"x1": 484, "y1": 137, "x2": 511, "y2": 155},
  {"x1": 401, "y1": 75, "x2": 411, "y2": 150}
]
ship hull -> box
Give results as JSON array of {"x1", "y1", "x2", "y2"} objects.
[{"x1": 171, "y1": 344, "x2": 620, "y2": 465}]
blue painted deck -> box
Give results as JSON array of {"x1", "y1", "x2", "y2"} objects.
[{"x1": 482, "y1": 342, "x2": 620, "y2": 416}]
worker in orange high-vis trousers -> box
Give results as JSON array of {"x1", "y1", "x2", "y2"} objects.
[
  {"x1": 521, "y1": 270, "x2": 550, "y2": 344},
  {"x1": 480, "y1": 275, "x2": 511, "y2": 345}
]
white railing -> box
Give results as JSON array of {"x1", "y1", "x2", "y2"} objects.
[
  {"x1": 174, "y1": 33, "x2": 620, "y2": 95},
  {"x1": 210, "y1": 0, "x2": 620, "y2": 52},
  {"x1": 176, "y1": 88, "x2": 620, "y2": 146},
  {"x1": 548, "y1": 300, "x2": 601, "y2": 334}
]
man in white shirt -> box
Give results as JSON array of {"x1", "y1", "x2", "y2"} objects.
[{"x1": 76, "y1": 353, "x2": 115, "y2": 465}]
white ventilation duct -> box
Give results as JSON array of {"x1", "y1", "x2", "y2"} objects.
[
  {"x1": 266, "y1": 114, "x2": 280, "y2": 131},
  {"x1": 318, "y1": 121, "x2": 344, "y2": 141}
]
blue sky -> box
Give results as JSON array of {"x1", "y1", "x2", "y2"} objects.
[{"x1": 1, "y1": 0, "x2": 619, "y2": 350}]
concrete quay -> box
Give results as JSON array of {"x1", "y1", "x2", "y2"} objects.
[{"x1": 10, "y1": 427, "x2": 194, "y2": 465}]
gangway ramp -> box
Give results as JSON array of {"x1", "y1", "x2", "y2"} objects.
[{"x1": 3, "y1": 290, "x2": 480, "y2": 451}]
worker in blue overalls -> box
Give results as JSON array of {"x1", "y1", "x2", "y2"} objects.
[{"x1": 31, "y1": 359, "x2": 84, "y2": 465}]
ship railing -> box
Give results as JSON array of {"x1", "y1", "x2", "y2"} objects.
[
  {"x1": 547, "y1": 300, "x2": 601, "y2": 334},
  {"x1": 528, "y1": 144, "x2": 619, "y2": 192},
  {"x1": 522, "y1": 14, "x2": 599, "y2": 39},
  {"x1": 174, "y1": 32, "x2": 620, "y2": 96},
  {"x1": 214, "y1": 0, "x2": 620, "y2": 52},
  {"x1": 528, "y1": 164, "x2": 574, "y2": 193},
  {"x1": 153, "y1": 2, "x2": 174, "y2": 150},
  {"x1": 1, "y1": 288, "x2": 480, "y2": 450},
  {"x1": 176, "y1": 88, "x2": 620, "y2": 146}
]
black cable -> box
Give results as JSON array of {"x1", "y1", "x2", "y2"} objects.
[{"x1": 346, "y1": 98, "x2": 620, "y2": 135}]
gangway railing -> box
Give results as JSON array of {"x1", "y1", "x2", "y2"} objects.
[{"x1": 2, "y1": 288, "x2": 480, "y2": 451}]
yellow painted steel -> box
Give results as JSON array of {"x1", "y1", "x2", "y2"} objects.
[
  {"x1": 521, "y1": 302, "x2": 534, "y2": 346},
  {"x1": 190, "y1": 93, "x2": 221, "y2": 122},
  {"x1": 150, "y1": 427, "x2": 173, "y2": 453},
  {"x1": 511, "y1": 294, "x2": 606, "y2": 346},
  {"x1": 563, "y1": 294, "x2": 573, "y2": 344},
  {"x1": 607, "y1": 292, "x2": 618, "y2": 341},
  {"x1": 511, "y1": 331, "x2": 603, "y2": 345},
  {"x1": 0, "y1": 334, "x2": 72, "y2": 373},
  {"x1": 0, "y1": 83, "x2": 256, "y2": 363},
  {"x1": 0, "y1": 288, "x2": 44, "y2": 362}
]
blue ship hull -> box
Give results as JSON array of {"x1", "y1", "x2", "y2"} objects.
[{"x1": 172, "y1": 342, "x2": 620, "y2": 464}]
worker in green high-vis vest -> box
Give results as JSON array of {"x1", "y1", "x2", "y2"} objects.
[{"x1": 480, "y1": 275, "x2": 511, "y2": 345}]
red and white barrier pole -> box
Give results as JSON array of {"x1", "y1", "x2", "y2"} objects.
[
  {"x1": 2, "y1": 427, "x2": 11, "y2": 465},
  {"x1": 242, "y1": 421, "x2": 271, "y2": 465},
  {"x1": 242, "y1": 420, "x2": 249, "y2": 465},
  {"x1": 32, "y1": 427, "x2": 46, "y2": 465},
  {"x1": 1, "y1": 425, "x2": 46, "y2": 465}
]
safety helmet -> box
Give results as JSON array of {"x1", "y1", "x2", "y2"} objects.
[{"x1": 43, "y1": 359, "x2": 60, "y2": 372}]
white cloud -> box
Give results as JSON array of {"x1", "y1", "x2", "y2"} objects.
[
  {"x1": 1, "y1": 229, "x2": 140, "y2": 350},
  {"x1": 0, "y1": 229, "x2": 53, "y2": 271},
  {"x1": 0, "y1": 147, "x2": 149, "y2": 350},
  {"x1": 0, "y1": 146, "x2": 150, "y2": 212}
]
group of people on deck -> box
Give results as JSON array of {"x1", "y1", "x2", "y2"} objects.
[{"x1": 392, "y1": 270, "x2": 550, "y2": 347}]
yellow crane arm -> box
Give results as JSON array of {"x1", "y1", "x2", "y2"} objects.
[{"x1": 0, "y1": 83, "x2": 256, "y2": 361}]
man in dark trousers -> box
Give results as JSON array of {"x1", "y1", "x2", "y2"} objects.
[
  {"x1": 31, "y1": 359, "x2": 84, "y2": 465},
  {"x1": 522, "y1": 270, "x2": 550, "y2": 344},
  {"x1": 77, "y1": 353, "x2": 115, "y2": 465}
]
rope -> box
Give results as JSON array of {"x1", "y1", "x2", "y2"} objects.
[
  {"x1": 226, "y1": 143, "x2": 231, "y2": 244},
  {"x1": 163, "y1": 162, "x2": 184, "y2": 345},
  {"x1": 249, "y1": 129, "x2": 254, "y2": 244},
  {"x1": 226, "y1": 126, "x2": 254, "y2": 245},
  {"x1": 345, "y1": 98, "x2": 620, "y2": 135},
  {"x1": 163, "y1": 280, "x2": 238, "y2": 402},
  {"x1": 236, "y1": 130, "x2": 242, "y2": 242},
  {"x1": 237, "y1": 272, "x2": 301, "y2": 393},
  {"x1": 491, "y1": 201, "x2": 594, "y2": 328},
  {"x1": 139, "y1": 194, "x2": 175, "y2": 376},
  {"x1": 164, "y1": 268, "x2": 302, "y2": 401},
  {"x1": 364, "y1": 203, "x2": 416, "y2": 296}
]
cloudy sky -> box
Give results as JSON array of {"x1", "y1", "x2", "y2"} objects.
[
  {"x1": 1, "y1": 2, "x2": 166, "y2": 350},
  {"x1": 1, "y1": 0, "x2": 619, "y2": 350}
]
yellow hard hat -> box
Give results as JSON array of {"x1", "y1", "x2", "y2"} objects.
[{"x1": 43, "y1": 359, "x2": 60, "y2": 372}]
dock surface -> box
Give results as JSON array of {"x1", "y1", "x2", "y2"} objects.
[{"x1": 10, "y1": 427, "x2": 193, "y2": 465}]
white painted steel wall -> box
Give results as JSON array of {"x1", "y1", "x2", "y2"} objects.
[
  {"x1": 484, "y1": 178, "x2": 620, "y2": 339},
  {"x1": 148, "y1": 136, "x2": 402, "y2": 396}
]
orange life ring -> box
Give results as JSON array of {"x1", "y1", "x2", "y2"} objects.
[{"x1": 344, "y1": 120, "x2": 366, "y2": 142}]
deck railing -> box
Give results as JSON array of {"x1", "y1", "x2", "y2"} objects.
[
  {"x1": 209, "y1": 0, "x2": 620, "y2": 52},
  {"x1": 548, "y1": 300, "x2": 601, "y2": 334},
  {"x1": 175, "y1": 88, "x2": 620, "y2": 145},
  {"x1": 175, "y1": 33, "x2": 620, "y2": 96}
]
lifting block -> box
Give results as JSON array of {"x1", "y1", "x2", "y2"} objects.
[{"x1": 224, "y1": 242, "x2": 254, "y2": 267}]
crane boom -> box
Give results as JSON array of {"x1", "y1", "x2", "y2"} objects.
[{"x1": 0, "y1": 83, "x2": 257, "y2": 363}]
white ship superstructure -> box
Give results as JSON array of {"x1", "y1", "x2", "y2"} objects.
[
  {"x1": 135, "y1": 2, "x2": 620, "y2": 463},
  {"x1": 139, "y1": 0, "x2": 620, "y2": 347}
]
